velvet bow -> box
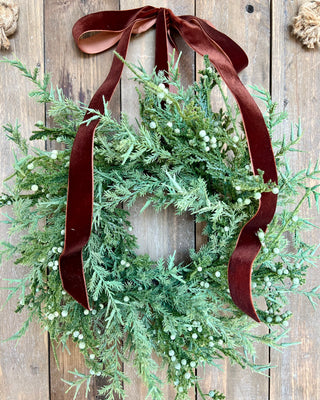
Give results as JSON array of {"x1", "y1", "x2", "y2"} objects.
[{"x1": 59, "y1": 6, "x2": 278, "y2": 322}]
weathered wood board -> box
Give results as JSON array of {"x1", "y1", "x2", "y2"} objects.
[
  {"x1": 0, "y1": 1, "x2": 319, "y2": 399},
  {"x1": 270, "y1": 1, "x2": 320, "y2": 399},
  {"x1": 0, "y1": 2, "x2": 49, "y2": 400},
  {"x1": 195, "y1": 2, "x2": 270, "y2": 399},
  {"x1": 44, "y1": 3, "x2": 119, "y2": 399},
  {"x1": 120, "y1": 2, "x2": 195, "y2": 399}
]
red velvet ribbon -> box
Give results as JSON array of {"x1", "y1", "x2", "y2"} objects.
[{"x1": 59, "y1": 6, "x2": 278, "y2": 322}]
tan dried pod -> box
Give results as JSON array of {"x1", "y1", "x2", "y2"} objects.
[
  {"x1": 0, "y1": 0, "x2": 19, "y2": 50},
  {"x1": 292, "y1": 1, "x2": 320, "y2": 49}
]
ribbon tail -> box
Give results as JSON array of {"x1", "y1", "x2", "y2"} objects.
[
  {"x1": 59, "y1": 26, "x2": 137, "y2": 308},
  {"x1": 59, "y1": 118, "x2": 97, "y2": 310},
  {"x1": 228, "y1": 192, "x2": 277, "y2": 322},
  {"x1": 59, "y1": 252, "x2": 91, "y2": 310},
  {"x1": 174, "y1": 17, "x2": 278, "y2": 321}
]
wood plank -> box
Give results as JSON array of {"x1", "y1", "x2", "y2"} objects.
[
  {"x1": 43, "y1": 1, "x2": 119, "y2": 399},
  {"x1": 270, "y1": 1, "x2": 320, "y2": 398},
  {"x1": 119, "y1": 1, "x2": 195, "y2": 399},
  {"x1": 195, "y1": 1, "x2": 271, "y2": 398},
  {"x1": 0, "y1": 1, "x2": 49, "y2": 399}
]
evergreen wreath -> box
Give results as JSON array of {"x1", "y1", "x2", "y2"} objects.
[{"x1": 1, "y1": 55, "x2": 320, "y2": 400}]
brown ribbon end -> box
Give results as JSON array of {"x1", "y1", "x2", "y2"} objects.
[
  {"x1": 59, "y1": 252, "x2": 91, "y2": 310},
  {"x1": 228, "y1": 259, "x2": 261, "y2": 322},
  {"x1": 227, "y1": 192, "x2": 278, "y2": 322}
]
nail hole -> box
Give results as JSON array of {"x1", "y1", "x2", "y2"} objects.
[{"x1": 246, "y1": 4, "x2": 254, "y2": 13}]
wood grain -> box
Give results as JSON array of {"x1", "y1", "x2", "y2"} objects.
[
  {"x1": 270, "y1": 1, "x2": 320, "y2": 399},
  {"x1": 0, "y1": 1, "x2": 49, "y2": 399},
  {"x1": 195, "y1": 1, "x2": 271, "y2": 399},
  {"x1": 120, "y1": 1, "x2": 195, "y2": 399},
  {"x1": 44, "y1": 1, "x2": 119, "y2": 399}
]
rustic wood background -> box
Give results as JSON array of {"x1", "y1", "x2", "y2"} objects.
[{"x1": 0, "y1": 1, "x2": 319, "y2": 399}]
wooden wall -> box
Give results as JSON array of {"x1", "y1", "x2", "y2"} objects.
[{"x1": 0, "y1": 1, "x2": 319, "y2": 399}]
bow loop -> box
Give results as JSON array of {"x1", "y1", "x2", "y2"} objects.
[
  {"x1": 73, "y1": 7, "x2": 161, "y2": 55},
  {"x1": 172, "y1": 15, "x2": 248, "y2": 73}
]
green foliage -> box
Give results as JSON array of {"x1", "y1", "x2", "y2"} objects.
[{"x1": 0, "y1": 55, "x2": 319, "y2": 400}]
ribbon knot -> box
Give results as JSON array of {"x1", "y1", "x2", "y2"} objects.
[{"x1": 59, "y1": 6, "x2": 278, "y2": 322}]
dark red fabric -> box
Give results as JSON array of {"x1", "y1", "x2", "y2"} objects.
[{"x1": 59, "y1": 6, "x2": 278, "y2": 322}]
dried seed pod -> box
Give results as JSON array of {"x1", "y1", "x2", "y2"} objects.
[
  {"x1": 292, "y1": 1, "x2": 320, "y2": 49},
  {"x1": 0, "y1": 0, "x2": 19, "y2": 50}
]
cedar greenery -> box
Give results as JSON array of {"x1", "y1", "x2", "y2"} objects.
[{"x1": 1, "y1": 55, "x2": 320, "y2": 400}]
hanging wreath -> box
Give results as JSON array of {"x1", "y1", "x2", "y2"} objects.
[
  {"x1": 1, "y1": 54, "x2": 319, "y2": 400},
  {"x1": 1, "y1": 6, "x2": 320, "y2": 400}
]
